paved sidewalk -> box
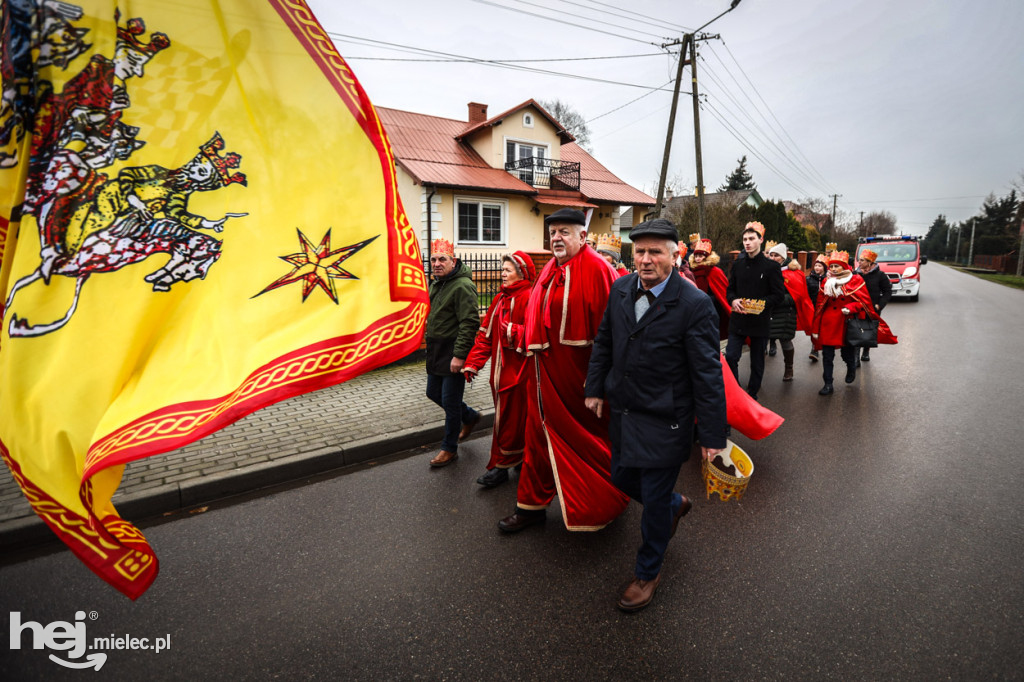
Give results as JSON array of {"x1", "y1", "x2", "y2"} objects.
[{"x1": 0, "y1": 358, "x2": 495, "y2": 549}]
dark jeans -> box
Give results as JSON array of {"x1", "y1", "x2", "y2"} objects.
[
  {"x1": 611, "y1": 457, "x2": 684, "y2": 581},
  {"x1": 821, "y1": 345, "x2": 856, "y2": 383},
  {"x1": 725, "y1": 332, "x2": 768, "y2": 396},
  {"x1": 426, "y1": 373, "x2": 477, "y2": 453}
]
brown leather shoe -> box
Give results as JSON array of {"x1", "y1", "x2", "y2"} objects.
[
  {"x1": 670, "y1": 495, "x2": 692, "y2": 539},
  {"x1": 458, "y1": 413, "x2": 481, "y2": 442},
  {"x1": 429, "y1": 450, "x2": 458, "y2": 468},
  {"x1": 618, "y1": 575, "x2": 661, "y2": 612},
  {"x1": 497, "y1": 508, "x2": 546, "y2": 533}
]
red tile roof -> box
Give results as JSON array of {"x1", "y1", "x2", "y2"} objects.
[
  {"x1": 560, "y1": 142, "x2": 655, "y2": 206},
  {"x1": 377, "y1": 105, "x2": 654, "y2": 206},
  {"x1": 534, "y1": 189, "x2": 597, "y2": 209},
  {"x1": 456, "y1": 99, "x2": 574, "y2": 143},
  {"x1": 378, "y1": 107, "x2": 535, "y2": 194}
]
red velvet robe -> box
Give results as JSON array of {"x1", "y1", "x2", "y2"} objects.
[
  {"x1": 517, "y1": 246, "x2": 629, "y2": 530},
  {"x1": 464, "y1": 279, "x2": 533, "y2": 469},
  {"x1": 691, "y1": 262, "x2": 730, "y2": 340},
  {"x1": 812, "y1": 273, "x2": 897, "y2": 349}
]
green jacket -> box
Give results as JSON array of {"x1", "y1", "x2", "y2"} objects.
[{"x1": 426, "y1": 260, "x2": 479, "y2": 360}]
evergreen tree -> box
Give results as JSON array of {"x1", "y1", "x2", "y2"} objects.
[{"x1": 719, "y1": 155, "x2": 756, "y2": 192}]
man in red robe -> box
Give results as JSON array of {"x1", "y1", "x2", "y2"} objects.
[{"x1": 498, "y1": 208, "x2": 629, "y2": 532}]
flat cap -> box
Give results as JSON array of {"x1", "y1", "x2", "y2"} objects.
[
  {"x1": 544, "y1": 207, "x2": 587, "y2": 227},
  {"x1": 629, "y1": 218, "x2": 679, "y2": 242}
]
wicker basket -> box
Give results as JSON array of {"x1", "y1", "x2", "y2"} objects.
[{"x1": 702, "y1": 440, "x2": 754, "y2": 501}]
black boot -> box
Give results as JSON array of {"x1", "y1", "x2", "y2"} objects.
[
  {"x1": 476, "y1": 467, "x2": 509, "y2": 488},
  {"x1": 782, "y1": 348, "x2": 794, "y2": 381},
  {"x1": 845, "y1": 364, "x2": 857, "y2": 384},
  {"x1": 861, "y1": 348, "x2": 870, "y2": 362},
  {"x1": 768, "y1": 340, "x2": 777, "y2": 356},
  {"x1": 819, "y1": 383, "x2": 834, "y2": 395},
  {"x1": 809, "y1": 349, "x2": 819, "y2": 363}
]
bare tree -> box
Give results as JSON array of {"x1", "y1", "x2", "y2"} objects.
[
  {"x1": 860, "y1": 210, "x2": 898, "y2": 237},
  {"x1": 538, "y1": 99, "x2": 592, "y2": 153}
]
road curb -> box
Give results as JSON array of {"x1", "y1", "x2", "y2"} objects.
[{"x1": 0, "y1": 411, "x2": 494, "y2": 553}]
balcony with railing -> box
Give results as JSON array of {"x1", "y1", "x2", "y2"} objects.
[{"x1": 504, "y1": 157, "x2": 581, "y2": 191}]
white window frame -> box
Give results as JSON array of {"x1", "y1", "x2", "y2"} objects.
[
  {"x1": 503, "y1": 136, "x2": 550, "y2": 187},
  {"x1": 454, "y1": 196, "x2": 508, "y2": 246}
]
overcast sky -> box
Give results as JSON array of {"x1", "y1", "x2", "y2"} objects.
[{"x1": 307, "y1": 0, "x2": 1023, "y2": 235}]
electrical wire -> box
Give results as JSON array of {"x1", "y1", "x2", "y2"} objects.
[
  {"x1": 550, "y1": 0, "x2": 691, "y2": 35},
  {"x1": 343, "y1": 52, "x2": 666, "y2": 63},
  {"x1": 716, "y1": 40, "x2": 838, "y2": 195},
  {"x1": 469, "y1": 0, "x2": 663, "y2": 46},
  {"x1": 329, "y1": 33, "x2": 680, "y2": 92},
  {"x1": 508, "y1": 0, "x2": 669, "y2": 40},
  {"x1": 579, "y1": 0, "x2": 693, "y2": 33}
]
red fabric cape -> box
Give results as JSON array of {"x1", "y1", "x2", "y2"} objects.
[
  {"x1": 783, "y1": 268, "x2": 815, "y2": 334},
  {"x1": 522, "y1": 245, "x2": 617, "y2": 353},
  {"x1": 720, "y1": 353, "x2": 784, "y2": 439},
  {"x1": 812, "y1": 275, "x2": 898, "y2": 347}
]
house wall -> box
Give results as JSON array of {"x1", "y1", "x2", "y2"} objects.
[{"x1": 465, "y1": 105, "x2": 564, "y2": 169}]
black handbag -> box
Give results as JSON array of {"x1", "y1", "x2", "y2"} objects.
[{"x1": 845, "y1": 316, "x2": 879, "y2": 348}]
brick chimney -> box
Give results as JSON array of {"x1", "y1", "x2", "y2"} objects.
[{"x1": 467, "y1": 102, "x2": 488, "y2": 124}]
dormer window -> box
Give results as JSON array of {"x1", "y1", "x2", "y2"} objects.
[
  {"x1": 523, "y1": 113, "x2": 534, "y2": 128},
  {"x1": 505, "y1": 140, "x2": 548, "y2": 186}
]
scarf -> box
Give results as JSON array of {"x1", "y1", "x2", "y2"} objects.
[{"x1": 824, "y1": 270, "x2": 852, "y2": 298}]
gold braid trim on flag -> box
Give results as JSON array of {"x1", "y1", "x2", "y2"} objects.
[
  {"x1": 0, "y1": 445, "x2": 157, "y2": 591},
  {"x1": 84, "y1": 302, "x2": 427, "y2": 473},
  {"x1": 270, "y1": 0, "x2": 425, "y2": 299}
]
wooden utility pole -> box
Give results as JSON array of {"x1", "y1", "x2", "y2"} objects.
[
  {"x1": 654, "y1": 0, "x2": 743, "y2": 225},
  {"x1": 654, "y1": 41, "x2": 690, "y2": 218},
  {"x1": 967, "y1": 218, "x2": 976, "y2": 267},
  {"x1": 829, "y1": 194, "x2": 841, "y2": 237}
]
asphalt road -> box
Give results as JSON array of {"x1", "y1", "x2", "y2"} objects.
[{"x1": 2, "y1": 264, "x2": 1023, "y2": 680}]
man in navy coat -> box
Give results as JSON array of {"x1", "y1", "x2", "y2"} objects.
[{"x1": 585, "y1": 218, "x2": 728, "y2": 612}]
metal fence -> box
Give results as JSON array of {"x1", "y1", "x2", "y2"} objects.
[{"x1": 424, "y1": 252, "x2": 506, "y2": 315}]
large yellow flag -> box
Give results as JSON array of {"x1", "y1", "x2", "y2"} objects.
[{"x1": 0, "y1": 1, "x2": 427, "y2": 599}]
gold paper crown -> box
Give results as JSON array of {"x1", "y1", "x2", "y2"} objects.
[
  {"x1": 745, "y1": 221, "x2": 765, "y2": 238},
  {"x1": 764, "y1": 240, "x2": 779, "y2": 252},
  {"x1": 695, "y1": 238, "x2": 713, "y2": 254},
  {"x1": 825, "y1": 242, "x2": 838, "y2": 253},
  {"x1": 430, "y1": 238, "x2": 454, "y2": 257},
  {"x1": 828, "y1": 250, "x2": 850, "y2": 267},
  {"x1": 815, "y1": 253, "x2": 829, "y2": 265},
  {"x1": 861, "y1": 248, "x2": 878, "y2": 262},
  {"x1": 740, "y1": 298, "x2": 766, "y2": 314},
  {"x1": 688, "y1": 232, "x2": 701, "y2": 244},
  {"x1": 595, "y1": 232, "x2": 622, "y2": 254}
]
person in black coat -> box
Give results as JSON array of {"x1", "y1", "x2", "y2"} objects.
[
  {"x1": 585, "y1": 218, "x2": 727, "y2": 613},
  {"x1": 805, "y1": 255, "x2": 827, "y2": 363},
  {"x1": 854, "y1": 248, "x2": 893, "y2": 363},
  {"x1": 724, "y1": 222, "x2": 787, "y2": 400}
]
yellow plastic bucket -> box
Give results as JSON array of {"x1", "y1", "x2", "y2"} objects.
[{"x1": 702, "y1": 440, "x2": 754, "y2": 501}]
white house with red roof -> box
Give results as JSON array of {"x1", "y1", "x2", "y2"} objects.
[{"x1": 377, "y1": 100, "x2": 654, "y2": 257}]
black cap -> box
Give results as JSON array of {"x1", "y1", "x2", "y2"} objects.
[
  {"x1": 629, "y1": 218, "x2": 679, "y2": 242},
  {"x1": 544, "y1": 207, "x2": 587, "y2": 228}
]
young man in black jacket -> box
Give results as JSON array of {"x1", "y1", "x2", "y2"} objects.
[{"x1": 724, "y1": 222, "x2": 787, "y2": 401}]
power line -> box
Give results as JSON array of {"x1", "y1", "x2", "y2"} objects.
[
  {"x1": 717, "y1": 40, "x2": 838, "y2": 195},
  {"x1": 697, "y1": 57, "x2": 831, "y2": 197},
  {"x1": 329, "y1": 33, "x2": 680, "y2": 92},
  {"x1": 470, "y1": 0, "x2": 662, "y2": 46},
  {"x1": 588, "y1": 79, "x2": 674, "y2": 122},
  {"x1": 703, "y1": 100, "x2": 814, "y2": 198},
  {"x1": 509, "y1": 0, "x2": 668, "y2": 39},
  {"x1": 579, "y1": 0, "x2": 693, "y2": 33},
  {"x1": 343, "y1": 52, "x2": 665, "y2": 64},
  {"x1": 551, "y1": 0, "x2": 690, "y2": 35}
]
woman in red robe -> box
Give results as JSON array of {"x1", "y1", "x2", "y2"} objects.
[
  {"x1": 463, "y1": 251, "x2": 536, "y2": 488},
  {"x1": 811, "y1": 250, "x2": 897, "y2": 395},
  {"x1": 689, "y1": 238, "x2": 730, "y2": 340}
]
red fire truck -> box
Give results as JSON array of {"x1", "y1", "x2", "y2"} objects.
[{"x1": 856, "y1": 235, "x2": 927, "y2": 302}]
